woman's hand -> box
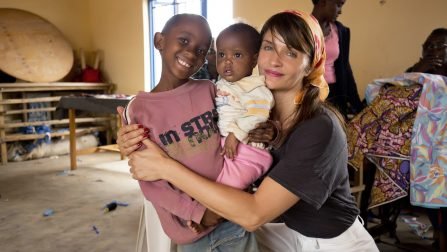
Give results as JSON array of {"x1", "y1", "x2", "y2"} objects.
[
  {"x1": 116, "y1": 106, "x2": 149, "y2": 156},
  {"x1": 248, "y1": 120, "x2": 280, "y2": 146},
  {"x1": 128, "y1": 138, "x2": 174, "y2": 181}
]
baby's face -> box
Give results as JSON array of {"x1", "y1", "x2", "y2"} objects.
[{"x1": 216, "y1": 32, "x2": 257, "y2": 82}]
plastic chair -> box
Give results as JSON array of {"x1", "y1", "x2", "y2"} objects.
[{"x1": 136, "y1": 199, "x2": 177, "y2": 252}]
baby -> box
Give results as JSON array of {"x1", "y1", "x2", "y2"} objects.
[
  {"x1": 187, "y1": 23, "x2": 275, "y2": 233},
  {"x1": 215, "y1": 23, "x2": 274, "y2": 160}
]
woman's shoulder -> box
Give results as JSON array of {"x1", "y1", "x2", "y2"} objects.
[
  {"x1": 287, "y1": 111, "x2": 333, "y2": 146},
  {"x1": 295, "y1": 110, "x2": 334, "y2": 133},
  {"x1": 289, "y1": 109, "x2": 345, "y2": 146}
]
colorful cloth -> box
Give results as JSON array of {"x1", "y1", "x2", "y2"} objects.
[
  {"x1": 364, "y1": 73, "x2": 435, "y2": 105},
  {"x1": 410, "y1": 74, "x2": 447, "y2": 208},
  {"x1": 347, "y1": 73, "x2": 436, "y2": 208}
]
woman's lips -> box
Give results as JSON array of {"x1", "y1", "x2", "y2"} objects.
[{"x1": 264, "y1": 69, "x2": 283, "y2": 77}]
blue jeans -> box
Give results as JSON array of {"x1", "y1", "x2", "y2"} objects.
[{"x1": 179, "y1": 221, "x2": 259, "y2": 252}]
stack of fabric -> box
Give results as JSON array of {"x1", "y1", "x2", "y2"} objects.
[{"x1": 347, "y1": 72, "x2": 447, "y2": 209}]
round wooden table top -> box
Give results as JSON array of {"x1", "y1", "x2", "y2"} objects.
[{"x1": 0, "y1": 8, "x2": 74, "y2": 82}]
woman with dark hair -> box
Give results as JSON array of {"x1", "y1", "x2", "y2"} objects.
[
  {"x1": 119, "y1": 10, "x2": 378, "y2": 251},
  {"x1": 311, "y1": 0, "x2": 364, "y2": 118}
]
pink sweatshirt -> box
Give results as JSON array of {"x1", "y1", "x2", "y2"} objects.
[{"x1": 124, "y1": 80, "x2": 223, "y2": 244}]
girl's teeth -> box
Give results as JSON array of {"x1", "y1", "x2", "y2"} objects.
[{"x1": 178, "y1": 58, "x2": 191, "y2": 68}]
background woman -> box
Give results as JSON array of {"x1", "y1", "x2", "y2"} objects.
[{"x1": 311, "y1": 0, "x2": 364, "y2": 118}]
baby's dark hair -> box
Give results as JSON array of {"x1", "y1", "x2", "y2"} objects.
[
  {"x1": 430, "y1": 28, "x2": 447, "y2": 37},
  {"x1": 217, "y1": 23, "x2": 261, "y2": 54},
  {"x1": 312, "y1": 0, "x2": 320, "y2": 5}
]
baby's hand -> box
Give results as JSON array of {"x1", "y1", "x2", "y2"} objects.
[
  {"x1": 186, "y1": 221, "x2": 206, "y2": 234},
  {"x1": 221, "y1": 133, "x2": 239, "y2": 160},
  {"x1": 217, "y1": 90, "x2": 230, "y2": 96},
  {"x1": 249, "y1": 121, "x2": 279, "y2": 147}
]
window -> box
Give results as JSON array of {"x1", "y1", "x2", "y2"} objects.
[{"x1": 147, "y1": 0, "x2": 233, "y2": 90}]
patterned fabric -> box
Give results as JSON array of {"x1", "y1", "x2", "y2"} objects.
[
  {"x1": 367, "y1": 156, "x2": 410, "y2": 208},
  {"x1": 410, "y1": 74, "x2": 447, "y2": 208},
  {"x1": 364, "y1": 73, "x2": 435, "y2": 105},
  {"x1": 347, "y1": 73, "x2": 430, "y2": 208}
]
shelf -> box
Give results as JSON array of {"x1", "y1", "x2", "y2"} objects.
[
  {"x1": 3, "y1": 126, "x2": 107, "y2": 142},
  {"x1": 0, "y1": 82, "x2": 112, "y2": 92},
  {"x1": 0, "y1": 96, "x2": 61, "y2": 105},
  {"x1": 1, "y1": 107, "x2": 57, "y2": 115},
  {"x1": 0, "y1": 116, "x2": 113, "y2": 129},
  {"x1": 0, "y1": 82, "x2": 115, "y2": 165}
]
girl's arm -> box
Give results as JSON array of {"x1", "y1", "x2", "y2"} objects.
[{"x1": 129, "y1": 139, "x2": 300, "y2": 231}]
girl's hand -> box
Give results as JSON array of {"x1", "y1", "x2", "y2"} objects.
[
  {"x1": 186, "y1": 221, "x2": 206, "y2": 234},
  {"x1": 116, "y1": 106, "x2": 149, "y2": 156},
  {"x1": 128, "y1": 138, "x2": 173, "y2": 181},
  {"x1": 186, "y1": 209, "x2": 222, "y2": 234},
  {"x1": 200, "y1": 209, "x2": 223, "y2": 227}
]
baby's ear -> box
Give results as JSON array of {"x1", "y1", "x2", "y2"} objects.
[
  {"x1": 154, "y1": 32, "x2": 164, "y2": 51},
  {"x1": 251, "y1": 53, "x2": 259, "y2": 68}
]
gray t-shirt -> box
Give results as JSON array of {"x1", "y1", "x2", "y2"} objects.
[{"x1": 269, "y1": 109, "x2": 359, "y2": 238}]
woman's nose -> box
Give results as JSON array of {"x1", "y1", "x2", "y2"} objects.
[{"x1": 268, "y1": 53, "x2": 281, "y2": 67}]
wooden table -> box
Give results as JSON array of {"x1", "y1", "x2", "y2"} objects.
[{"x1": 57, "y1": 95, "x2": 131, "y2": 170}]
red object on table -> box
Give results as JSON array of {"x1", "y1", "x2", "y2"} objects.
[{"x1": 82, "y1": 67, "x2": 101, "y2": 82}]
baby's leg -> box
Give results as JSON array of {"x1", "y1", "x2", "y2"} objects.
[{"x1": 216, "y1": 138, "x2": 272, "y2": 189}]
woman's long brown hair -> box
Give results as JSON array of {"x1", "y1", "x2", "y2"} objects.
[{"x1": 260, "y1": 12, "x2": 345, "y2": 146}]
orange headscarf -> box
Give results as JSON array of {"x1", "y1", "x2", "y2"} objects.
[{"x1": 285, "y1": 10, "x2": 329, "y2": 103}]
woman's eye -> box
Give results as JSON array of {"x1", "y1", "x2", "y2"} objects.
[
  {"x1": 263, "y1": 45, "x2": 272, "y2": 51},
  {"x1": 287, "y1": 51, "x2": 297, "y2": 58}
]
